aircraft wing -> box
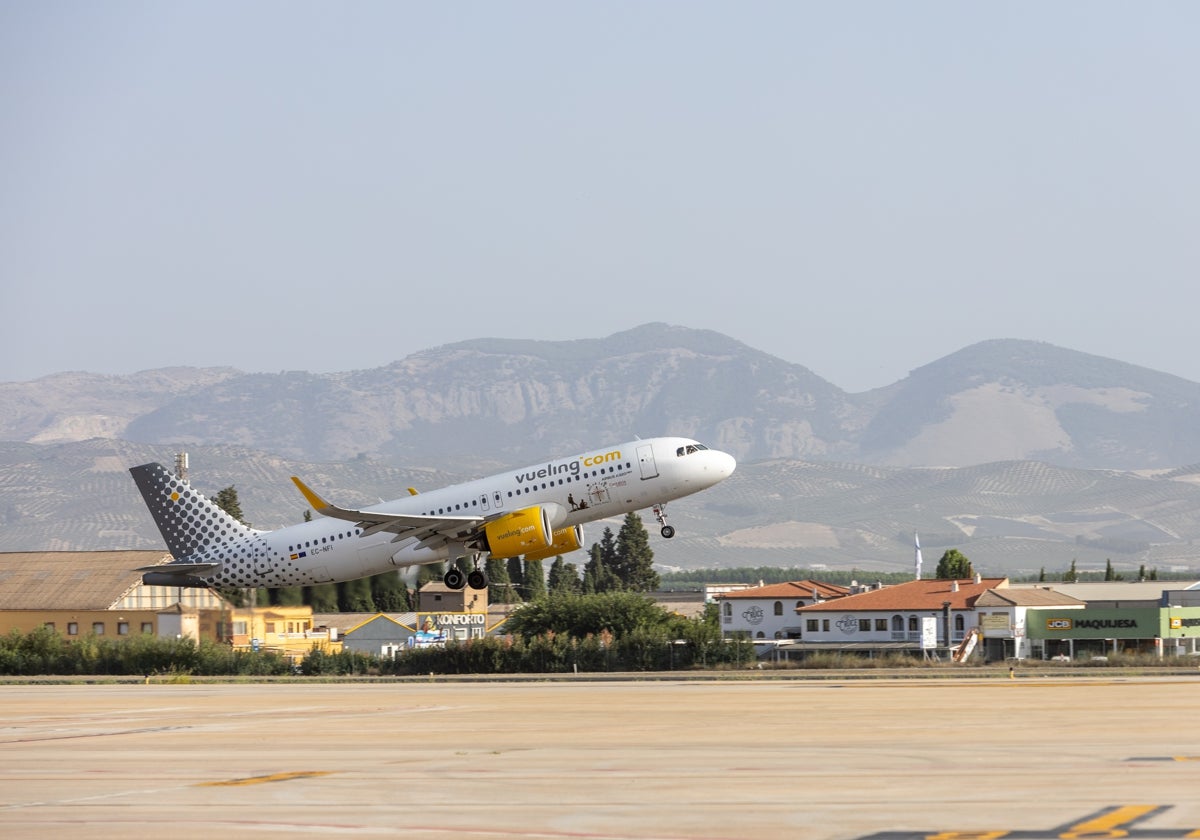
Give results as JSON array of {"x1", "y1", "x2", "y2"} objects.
[{"x1": 291, "y1": 476, "x2": 482, "y2": 541}]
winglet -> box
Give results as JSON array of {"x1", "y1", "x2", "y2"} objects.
[
  {"x1": 291, "y1": 475, "x2": 330, "y2": 512},
  {"x1": 408, "y1": 487, "x2": 419, "y2": 496}
]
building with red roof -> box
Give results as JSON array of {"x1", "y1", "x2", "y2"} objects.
[
  {"x1": 793, "y1": 575, "x2": 1008, "y2": 657},
  {"x1": 715, "y1": 580, "x2": 851, "y2": 641}
]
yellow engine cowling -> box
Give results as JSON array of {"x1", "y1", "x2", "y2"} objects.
[
  {"x1": 482, "y1": 506, "x2": 553, "y2": 559},
  {"x1": 522, "y1": 525, "x2": 584, "y2": 562}
]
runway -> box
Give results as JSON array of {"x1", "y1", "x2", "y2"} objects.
[{"x1": 2, "y1": 676, "x2": 1199, "y2": 839}]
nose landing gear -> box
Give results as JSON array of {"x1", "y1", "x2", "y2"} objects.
[{"x1": 652, "y1": 504, "x2": 675, "y2": 539}]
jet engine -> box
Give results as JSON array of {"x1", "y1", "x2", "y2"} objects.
[
  {"x1": 522, "y1": 525, "x2": 584, "y2": 562},
  {"x1": 481, "y1": 505, "x2": 554, "y2": 558}
]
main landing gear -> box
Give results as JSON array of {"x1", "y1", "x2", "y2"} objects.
[
  {"x1": 652, "y1": 503, "x2": 675, "y2": 539},
  {"x1": 443, "y1": 557, "x2": 489, "y2": 591}
]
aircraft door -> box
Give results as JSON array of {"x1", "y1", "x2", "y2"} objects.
[
  {"x1": 637, "y1": 444, "x2": 659, "y2": 480},
  {"x1": 491, "y1": 489, "x2": 504, "y2": 510},
  {"x1": 479, "y1": 493, "x2": 490, "y2": 512},
  {"x1": 253, "y1": 551, "x2": 273, "y2": 575}
]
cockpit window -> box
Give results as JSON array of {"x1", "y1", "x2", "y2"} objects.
[{"x1": 675, "y1": 443, "x2": 710, "y2": 456}]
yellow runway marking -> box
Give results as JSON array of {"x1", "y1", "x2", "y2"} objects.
[
  {"x1": 874, "y1": 804, "x2": 1180, "y2": 839},
  {"x1": 198, "y1": 770, "x2": 332, "y2": 787},
  {"x1": 1060, "y1": 804, "x2": 1160, "y2": 837}
]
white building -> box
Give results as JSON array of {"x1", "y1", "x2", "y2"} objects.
[
  {"x1": 795, "y1": 576, "x2": 1007, "y2": 656},
  {"x1": 716, "y1": 580, "x2": 850, "y2": 641}
]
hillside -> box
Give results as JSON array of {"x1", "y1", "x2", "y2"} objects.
[
  {"x1": 5, "y1": 438, "x2": 1200, "y2": 579},
  {"x1": 4, "y1": 326, "x2": 1200, "y2": 470},
  {"x1": 5, "y1": 325, "x2": 1200, "y2": 577}
]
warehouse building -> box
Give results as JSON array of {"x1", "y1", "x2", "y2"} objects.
[{"x1": 0, "y1": 551, "x2": 339, "y2": 660}]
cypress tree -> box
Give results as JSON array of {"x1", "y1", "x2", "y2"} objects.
[
  {"x1": 506, "y1": 557, "x2": 526, "y2": 599},
  {"x1": 934, "y1": 549, "x2": 974, "y2": 580},
  {"x1": 487, "y1": 557, "x2": 519, "y2": 604},
  {"x1": 305, "y1": 583, "x2": 339, "y2": 612},
  {"x1": 415, "y1": 562, "x2": 444, "y2": 589},
  {"x1": 612, "y1": 512, "x2": 659, "y2": 592},
  {"x1": 370, "y1": 572, "x2": 410, "y2": 612},
  {"x1": 337, "y1": 577, "x2": 374, "y2": 612},
  {"x1": 524, "y1": 558, "x2": 546, "y2": 600},
  {"x1": 584, "y1": 529, "x2": 620, "y2": 593},
  {"x1": 212, "y1": 486, "x2": 247, "y2": 526},
  {"x1": 548, "y1": 557, "x2": 582, "y2": 595}
]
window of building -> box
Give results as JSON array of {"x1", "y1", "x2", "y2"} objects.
[
  {"x1": 67, "y1": 622, "x2": 78, "y2": 636},
  {"x1": 265, "y1": 622, "x2": 276, "y2": 634},
  {"x1": 43, "y1": 622, "x2": 55, "y2": 631},
  {"x1": 908, "y1": 616, "x2": 919, "y2": 632},
  {"x1": 232, "y1": 621, "x2": 248, "y2": 635},
  {"x1": 954, "y1": 614, "x2": 965, "y2": 632},
  {"x1": 822, "y1": 619, "x2": 830, "y2": 632},
  {"x1": 875, "y1": 618, "x2": 888, "y2": 631},
  {"x1": 117, "y1": 622, "x2": 129, "y2": 635},
  {"x1": 723, "y1": 602, "x2": 732, "y2": 617},
  {"x1": 773, "y1": 601, "x2": 783, "y2": 616},
  {"x1": 92, "y1": 622, "x2": 105, "y2": 635},
  {"x1": 858, "y1": 619, "x2": 871, "y2": 632},
  {"x1": 807, "y1": 619, "x2": 819, "y2": 632},
  {"x1": 892, "y1": 615, "x2": 904, "y2": 632},
  {"x1": 141, "y1": 623, "x2": 153, "y2": 634}
]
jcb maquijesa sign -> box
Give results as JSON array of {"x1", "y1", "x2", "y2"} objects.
[{"x1": 1046, "y1": 617, "x2": 1139, "y2": 631}]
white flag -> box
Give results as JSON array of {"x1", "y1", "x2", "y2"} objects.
[{"x1": 914, "y1": 532, "x2": 923, "y2": 580}]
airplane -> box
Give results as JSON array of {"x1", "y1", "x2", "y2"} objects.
[{"x1": 130, "y1": 436, "x2": 736, "y2": 591}]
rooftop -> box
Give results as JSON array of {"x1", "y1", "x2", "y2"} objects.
[
  {"x1": 0, "y1": 550, "x2": 169, "y2": 610},
  {"x1": 798, "y1": 578, "x2": 1008, "y2": 612},
  {"x1": 975, "y1": 588, "x2": 1086, "y2": 608},
  {"x1": 715, "y1": 580, "x2": 851, "y2": 601}
]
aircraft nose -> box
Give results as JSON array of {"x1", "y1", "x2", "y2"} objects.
[
  {"x1": 703, "y1": 449, "x2": 736, "y2": 481},
  {"x1": 715, "y1": 450, "x2": 737, "y2": 477}
]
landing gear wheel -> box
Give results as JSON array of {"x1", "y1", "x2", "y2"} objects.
[
  {"x1": 652, "y1": 503, "x2": 673, "y2": 539},
  {"x1": 467, "y1": 568, "x2": 489, "y2": 590},
  {"x1": 443, "y1": 567, "x2": 466, "y2": 591}
]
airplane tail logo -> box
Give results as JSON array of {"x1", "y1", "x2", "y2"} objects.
[{"x1": 129, "y1": 463, "x2": 262, "y2": 560}]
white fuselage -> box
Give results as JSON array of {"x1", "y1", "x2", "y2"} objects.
[{"x1": 206, "y1": 436, "x2": 734, "y2": 589}]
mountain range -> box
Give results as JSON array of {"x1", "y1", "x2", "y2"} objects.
[{"x1": 5, "y1": 323, "x2": 1200, "y2": 578}]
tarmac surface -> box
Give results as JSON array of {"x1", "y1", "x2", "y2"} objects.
[{"x1": 3, "y1": 675, "x2": 1200, "y2": 839}]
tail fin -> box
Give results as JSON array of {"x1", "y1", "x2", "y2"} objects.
[{"x1": 129, "y1": 463, "x2": 262, "y2": 560}]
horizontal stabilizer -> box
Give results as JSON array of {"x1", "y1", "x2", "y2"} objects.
[
  {"x1": 135, "y1": 561, "x2": 222, "y2": 575},
  {"x1": 142, "y1": 572, "x2": 213, "y2": 588}
]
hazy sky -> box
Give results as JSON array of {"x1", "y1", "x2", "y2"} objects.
[{"x1": 3, "y1": 3, "x2": 1197, "y2": 392}]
